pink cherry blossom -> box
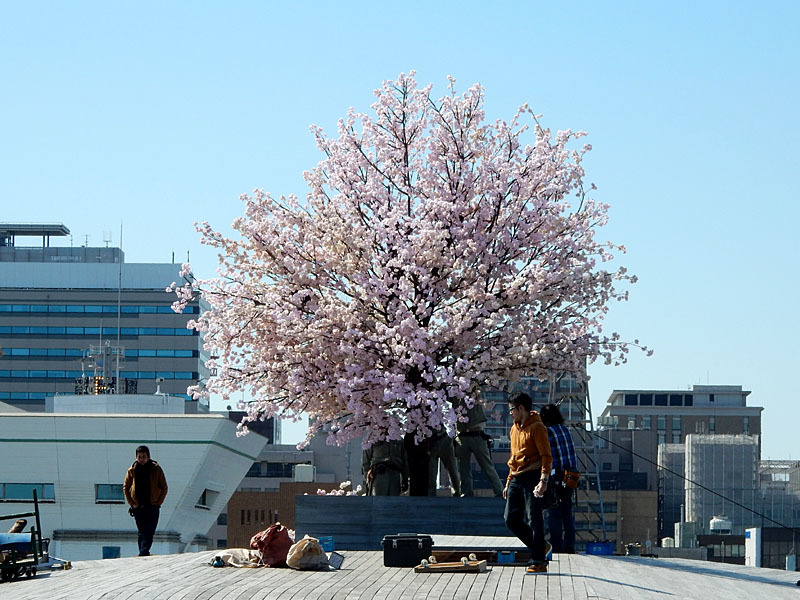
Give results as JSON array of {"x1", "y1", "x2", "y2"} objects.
[{"x1": 170, "y1": 72, "x2": 647, "y2": 448}]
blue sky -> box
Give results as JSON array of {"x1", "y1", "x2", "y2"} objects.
[{"x1": 2, "y1": 1, "x2": 797, "y2": 458}]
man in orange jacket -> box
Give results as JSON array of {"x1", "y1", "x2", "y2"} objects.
[
  {"x1": 503, "y1": 393, "x2": 552, "y2": 574},
  {"x1": 124, "y1": 445, "x2": 168, "y2": 556}
]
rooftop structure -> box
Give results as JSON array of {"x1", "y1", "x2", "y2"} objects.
[
  {"x1": 0, "y1": 222, "x2": 70, "y2": 248},
  {"x1": 0, "y1": 396, "x2": 267, "y2": 561}
]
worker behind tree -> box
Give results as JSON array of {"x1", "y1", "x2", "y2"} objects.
[
  {"x1": 362, "y1": 440, "x2": 409, "y2": 496},
  {"x1": 123, "y1": 445, "x2": 168, "y2": 556},
  {"x1": 428, "y1": 426, "x2": 461, "y2": 496},
  {"x1": 455, "y1": 398, "x2": 505, "y2": 497}
]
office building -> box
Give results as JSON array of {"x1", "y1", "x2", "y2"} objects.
[
  {"x1": 598, "y1": 385, "x2": 762, "y2": 445},
  {"x1": 0, "y1": 222, "x2": 207, "y2": 411}
]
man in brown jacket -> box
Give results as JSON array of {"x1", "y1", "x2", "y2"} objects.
[
  {"x1": 503, "y1": 393, "x2": 552, "y2": 574},
  {"x1": 124, "y1": 445, "x2": 168, "y2": 556}
]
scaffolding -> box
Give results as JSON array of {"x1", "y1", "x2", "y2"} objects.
[{"x1": 685, "y1": 434, "x2": 760, "y2": 534}]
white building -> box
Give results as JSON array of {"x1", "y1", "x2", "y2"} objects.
[
  {"x1": 0, "y1": 396, "x2": 267, "y2": 560},
  {"x1": 685, "y1": 433, "x2": 760, "y2": 534}
]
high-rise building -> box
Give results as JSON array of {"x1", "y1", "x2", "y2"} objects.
[{"x1": 0, "y1": 222, "x2": 207, "y2": 411}]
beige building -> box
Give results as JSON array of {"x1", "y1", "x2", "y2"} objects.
[{"x1": 598, "y1": 385, "x2": 762, "y2": 446}]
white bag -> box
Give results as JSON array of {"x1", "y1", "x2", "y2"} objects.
[
  {"x1": 212, "y1": 548, "x2": 262, "y2": 567},
  {"x1": 286, "y1": 535, "x2": 329, "y2": 570}
]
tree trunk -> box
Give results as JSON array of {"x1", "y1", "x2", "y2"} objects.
[{"x1": 404, "y1": 433, "x2": 431, "y2": 496}]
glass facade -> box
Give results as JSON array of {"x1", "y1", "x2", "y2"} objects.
[
  {"x1": 0, "y1": 483, "x2": 55, "y2": 501},
  {"x1": 0, "y1": 326, "x2": 196, "y2": 336},
  {"x1": 0, "y1": 303, "x2": 199, "y2": 314}
]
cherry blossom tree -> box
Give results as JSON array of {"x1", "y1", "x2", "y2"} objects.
[{"x1": 170, "y1": 72, "x2": 646, "y2": 465}]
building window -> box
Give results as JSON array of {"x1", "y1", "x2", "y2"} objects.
[
  {"x1": 102, "y1": 546, "x2": 121, "y2": 559},
  {"x1": 265, "y1": 463, "x2": 294, "y2": 478},
  {"x1": 639, "y1": 394, "x2": 653, "y2": 406},
  {"x1": 217, "y1": 513, "x2": 227, "y2": 526},
  {"x1": 196, "y1": 489, "x2": 220, "y2": 510},
  {"x1": 672, "y1": 416, "x2": 681, "y2": 431},
  {"x1": 672, "y1": 433, "x2": 681, "y2": 444},
  {"x1": 743, "y1": 416, "x2": 750, "y2": 434},
  {"x1": 0, "y1": 483, "x2": 55, "y2": 502},
  {"x1": 246, "y1": 463, "x2": 262, "y2": 477},
  {"x1": 684, "y1": 394, "x2": 693, "y2": 406},
  {"x1": 95, "y1": 484, "x2": 124, "y2": 503},
  {"x1": 217, "y1": 539, "x2": 227, "y2": 549},
  {"x1": 602, "y1": 462, "x2": 613, "y2": 471},
  {"x1": 669, "y1": 394, "x2": 682, "y2": 406},
  {"x1": 642, "y1": 416, "x2": 651, "y2": 430},
  {"x1": 657, "y1": 416, "x2": 666, "y2": 431},
  {"x1": 658, "y1": 433, "x2": 666, "y2": 444},
  {"x1": 654, "y1": 394, "x2": 667, "y2": 406},
  {"x1": 709, "y1": 416, "x2": 716, "y2": 433},
  {"x1": 624, "y1": 394, "x2": 638, "y2": 406},
  {"x1": 588, "y1": 502, "x2": 616, "y2": 513}
]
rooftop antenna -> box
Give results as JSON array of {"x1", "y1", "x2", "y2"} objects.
[
  {"x1": 83, "y1": 234, "x2": 89, "y2": 247},
  {"x1": 103, "y1": 231, "x2": 112, "y2": 247},
  {"x1": 116, "y1": 222, "x2": 123, "y2": 383}
]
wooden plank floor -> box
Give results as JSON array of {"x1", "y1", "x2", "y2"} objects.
[{"x1": 2, "y1": 550, "x2": 799, "y2": 599}]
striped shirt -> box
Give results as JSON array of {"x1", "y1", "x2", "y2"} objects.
[{"x1": 546, "y1": 423, "x2": 577, "y2": 472}]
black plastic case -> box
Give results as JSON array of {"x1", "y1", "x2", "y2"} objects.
[{"x1": 381, "y1": 533, "x2": 434, "y2": 567}]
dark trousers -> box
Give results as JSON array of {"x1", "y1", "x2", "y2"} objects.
[
  {"x1": 504, "y1": 471, "x2": 547, "y2": 563},
  {"x1": 546, "y1": 482, "x2": 576, "y2": 553},
  {"x1": 133, "y1": 505, "x2": 160, "y2": 556}
]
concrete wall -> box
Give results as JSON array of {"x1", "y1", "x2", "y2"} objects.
[{"x1": 295, "y1": 496, "x2": 509, "y2": 550}]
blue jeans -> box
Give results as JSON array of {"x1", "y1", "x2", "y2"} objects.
[
  {"x1": 546, "y1": 481, "x2": 576, "y2": 553},
  {"x1": 133, "y1": 505, "x2": 160, "y2": 556},
  {"x1": 504, "y1": 471, "x2": 547, "y2": 563}
]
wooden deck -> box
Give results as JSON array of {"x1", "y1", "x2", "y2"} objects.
[{"x1": 2, "y1": 543, "x2": 799, "y2": 599}]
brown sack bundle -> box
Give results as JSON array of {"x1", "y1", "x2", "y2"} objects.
[{"x1": 250, "y1": 522, "x2": 294, "y2": 567}]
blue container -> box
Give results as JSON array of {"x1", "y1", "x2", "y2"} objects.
[
  {"x1": 496, "y1": 550, "x2": 515, "y2": 564},
  {"x1": 318, "y1": 536, "x2": 335, "y2": 552},
  {"x1": 585, "y1": 541, "x2": 614, "y2": 555},
  {"x1": 0, "y1": 533, "x2": 31, "y2": 553}
]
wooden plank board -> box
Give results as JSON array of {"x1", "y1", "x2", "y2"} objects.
[{"x1": 414, "y1": 560, "x2": 487, "y2": 573}]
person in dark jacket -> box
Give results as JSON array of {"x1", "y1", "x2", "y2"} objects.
[
  {"x1": 123, "y1": 445, "x2": 168, "y2": 556},
  {"x1": 362, "y1": 440, "x2": 409, "y2": 496}
]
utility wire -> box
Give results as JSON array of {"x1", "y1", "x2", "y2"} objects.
[{"x1": 585, "y1": 428, "x2": 800, "y2": 536}]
